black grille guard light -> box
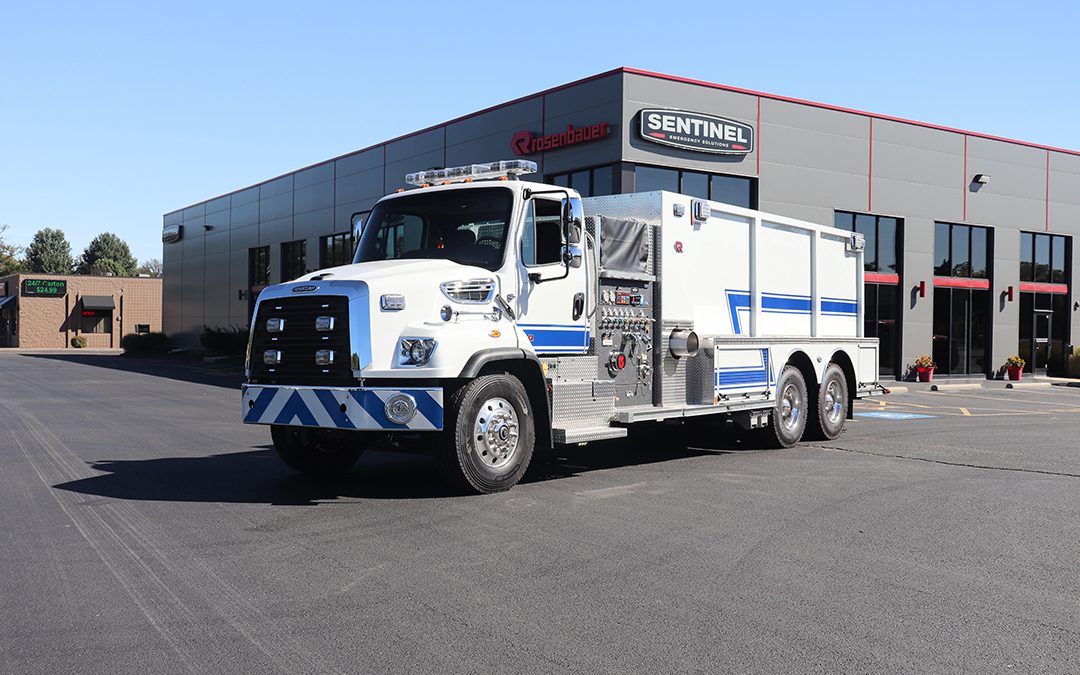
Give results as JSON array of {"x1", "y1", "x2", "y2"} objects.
[{"x1": 245, "y1": 279, "x2": 372, "y2": 381}]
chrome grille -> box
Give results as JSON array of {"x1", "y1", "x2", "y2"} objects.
[{"x1": 249, "y1": 296, "x2": 352, "y2": 385}]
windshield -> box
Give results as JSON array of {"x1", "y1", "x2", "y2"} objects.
[{"x1": 354, "y1": 187, "x2": 513, "y2": 271}]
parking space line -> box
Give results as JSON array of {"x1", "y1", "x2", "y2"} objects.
[
  {"x1": 924, "y1": 391, "x2": 1080, "y2": 408},
  {"x1": 960, "y1": 407, "x2": 972, "y2": 416}
]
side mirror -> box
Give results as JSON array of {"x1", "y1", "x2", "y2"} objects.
[
  {"x1": 562, "y1": 243, "x2": 583, "y2": 268},
  {"x1": 560, "y1": 196, "x2": 583, "y2": 244}
]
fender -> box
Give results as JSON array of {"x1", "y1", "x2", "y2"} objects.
[{"x1": 457, "y1": 348, "x2": 540, "y2": 379}]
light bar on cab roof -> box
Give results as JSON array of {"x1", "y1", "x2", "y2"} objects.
[{"x1": 405, "y1": 160, "x2": 537, "y2": 186}]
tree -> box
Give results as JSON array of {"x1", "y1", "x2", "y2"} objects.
[
  {"x1": 137, "y1": 258, "x2": 163, "y2": 277},
  {"x1": 25, "y1": 228, "x2": 75, "y2": 274},
  {"x1": 78, "y1": 232, "x2": 138, "y2": 276},
  {"x1": 0, "y1": 225, "x2": 27, "y2": 276}
]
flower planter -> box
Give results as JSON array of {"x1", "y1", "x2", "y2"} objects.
[
  {"x1": 916, "y1": 367, "x2": 934, "y2": 383},
  {"x1": 1006, "y1": 365, "x2": 1023, "y2": 381}
]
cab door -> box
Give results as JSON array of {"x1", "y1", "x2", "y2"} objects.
[{"x1": 513, "y1": 196, "x2": 590, "y2": 355}]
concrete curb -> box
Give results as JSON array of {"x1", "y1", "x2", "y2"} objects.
[
  {"x1": 929, "y1": 383, "x2": 983, "y2": 391},
  {"x1": 1004, "y1": 381, "x2": 1052, "y2": 389}
]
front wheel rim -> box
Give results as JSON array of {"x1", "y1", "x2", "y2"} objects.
[
  {"x1": 823, "y1": 379, "x2": 844, "y2": 425},
  {"x1": 473, "y1": 397, "x2": 520, "y2": 470},
  {"x1": 779, "y1": 383, "x2": 802, "y2": 431}
]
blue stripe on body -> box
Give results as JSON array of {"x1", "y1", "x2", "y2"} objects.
[
  {"x1": 726, "y1": 290, "x2": 857, "y2": 334},
  {"x1": 519, "y1": 323, "x2": 589, "y2": 353}
]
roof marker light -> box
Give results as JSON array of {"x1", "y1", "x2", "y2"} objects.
[{"x1": 405, "y1": 160, "x2": 537, "y2": 187}]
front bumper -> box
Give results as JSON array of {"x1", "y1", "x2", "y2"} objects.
[{"x1": 242, "y1": 385, "x2": 444, "y2": 431}]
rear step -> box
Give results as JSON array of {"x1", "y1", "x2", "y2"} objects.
[{"x1": 552, "y1": 426, "x2": 628, "y2": 445}]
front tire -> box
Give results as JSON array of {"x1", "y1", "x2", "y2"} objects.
[
  {"x1": 766, "y1": 365, "x2": 809, "y2": 448},
  {"x1": 441, "y1": 374, "x2": 535, "y2": 494},
  {"x1": 271, "y1": 425, "x2": 364, "y2": 475}
]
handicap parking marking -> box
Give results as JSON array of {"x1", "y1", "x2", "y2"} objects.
[{"x1": 855, "y1": 411, "x2": 936, "y2": 420}]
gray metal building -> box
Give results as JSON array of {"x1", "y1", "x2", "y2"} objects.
[{"x1": 163, "y1": 67, "x2": 1079, "y2": 379}]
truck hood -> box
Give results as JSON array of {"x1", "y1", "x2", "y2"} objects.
[{"x1": 298, "y1": 258, "x2": 494, "y2": 285}]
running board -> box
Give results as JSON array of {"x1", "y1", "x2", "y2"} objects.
[{"x1": 552, "y1": 426, "x2": 629, "y2": 444}]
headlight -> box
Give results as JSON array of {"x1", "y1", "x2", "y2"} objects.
[{"x1": 399, "y1": 337, "x2": 437, "y2": 366}]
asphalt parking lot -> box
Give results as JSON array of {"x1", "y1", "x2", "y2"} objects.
[{"x1": 2, "y1": 352, "x2": 1079, "y2": 673}]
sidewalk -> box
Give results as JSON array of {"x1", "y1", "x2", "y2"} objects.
[{"x1": 885, "y1": 375, "x2": 1080, "y2": 394}]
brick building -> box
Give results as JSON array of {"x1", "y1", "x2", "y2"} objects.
[{"x1": 0, "y1": 274, "x2": 162, "y2": 349}]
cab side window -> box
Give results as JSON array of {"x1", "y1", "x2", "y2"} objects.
[{"x1": 522, "y1": 199, "x2": 563, "y2": 266}]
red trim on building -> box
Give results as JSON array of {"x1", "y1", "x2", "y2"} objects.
[
  {"x1": 933, "y1": 277, "x2": 990, "y2": 289},
  {"x1": 865, "y1": 272, "x2": 900, "y2": 284},
  {"x1": 621, "y1": 67, "x2": 1080, "y2": 157},
  {"x1": 1019, "y1": 281, "x2": 1069, "y2": 294}
]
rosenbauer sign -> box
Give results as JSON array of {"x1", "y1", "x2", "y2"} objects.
[
  {"x1": 638, "y1": 109, "x2": 754, "y2": 155},
  {"x1": 511, "y1": 122, "x2": 611, "y2": 156}
]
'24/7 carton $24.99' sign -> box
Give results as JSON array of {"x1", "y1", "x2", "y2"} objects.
[{"x1": 22, "y1": 278, "x2": 68, "y2": 297}]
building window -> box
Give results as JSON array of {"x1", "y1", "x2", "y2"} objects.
[
  {"x1": 248, "y1": 245, "x2": 270, "y2": 319},
  {"x1": 547, "y1": 164, "x2": 616, "y2": 197},
  {"x1": 835, "y1": 211, "x2": 903, "y2": 377},
  {"x1": 935, "y1": 222, "x2": 990, "y2": 279},
  {"x1": 932, "y1": 222, "x2": 993, "y2": 376},
  {"x1": 835, "y1": 212, "x2": 900, "y2": 274},
  {"x1": 281, "y1": 240, "x2": 307, "y2": 282},
  {"x1": 1019, "y1": 232, "x2": 1070, "y2": 284},
  {"x1": 320, "y1": 232, "x2": 354, "y2": 269},
  {"x1": 633, "y1": 165, "x2": 755, "y2": 208},
  {"x1": 1018, "y1": 232, "x2": 1071, "y2": 374},
  {"x1": 81, "y1": 310, "x2": 112, "y2": 334},
  {"x1": 249, "y1": 246, "x2": 270, "y2": 287}
]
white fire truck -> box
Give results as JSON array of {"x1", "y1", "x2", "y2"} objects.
[{"x1": 243, "y1": 160, "x2": 884, "y2": 493}]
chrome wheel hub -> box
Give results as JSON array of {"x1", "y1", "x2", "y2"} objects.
[
  {"x1": 824, "y1": 379, "x2": 844, "y2": 424},
  {"x1": 473, "y1": 397, "x2": 519, "y2": 469},
  {"x1": 780, "y1": 383, "x2": 802, "y2": 432}
]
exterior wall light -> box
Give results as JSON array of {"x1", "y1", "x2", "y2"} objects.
[{"x1": 973, "y1": 173, "x2": 991, "y2": 185}]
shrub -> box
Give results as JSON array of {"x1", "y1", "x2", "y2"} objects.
[
  {"x1": 70, "y1": 335, "x2": 87, "y2": 348},
  {"x1": 200, "y1": 325, "x2": 249, "y2": 356},
  {"x1": 121, "y1": 332, "x2": 171, "y2": 354}
]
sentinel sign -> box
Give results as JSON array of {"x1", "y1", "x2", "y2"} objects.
[
  {"x1": 638, "y1": 109, "x2": 754, "y2": 155},
  {"x1": 511, "y1": 123, "x2": 611, "y2": 156}
]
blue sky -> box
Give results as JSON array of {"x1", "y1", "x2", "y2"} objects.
[{"x1": 1, "y1": 1, "x2": 1076, "y2": 263}]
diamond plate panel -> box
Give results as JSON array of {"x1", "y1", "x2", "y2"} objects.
[{"x1": 551, "y1": 380, "x2": 616, "y2": 427}]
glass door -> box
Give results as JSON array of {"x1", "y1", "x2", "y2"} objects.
[
  {"x1": 1032, "y1": 310, "x2": 1052, "y2": 376},
  {"x1": 932, "y1": 287, "x2": 990, "y2": 376}
]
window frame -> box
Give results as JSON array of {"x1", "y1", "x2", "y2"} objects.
[
  {"x1": 320, "y1": 231, "x2": 355, "y2": 269},
  {"x1": 933, "y1": 222, "x2": 992, "y2": 280},
  {"x1": 280, "y1": 239, "x2": 308, "y2": 282},
  {"x1": 520, "y1": 197, "x2": 565, "y2": 268}
]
